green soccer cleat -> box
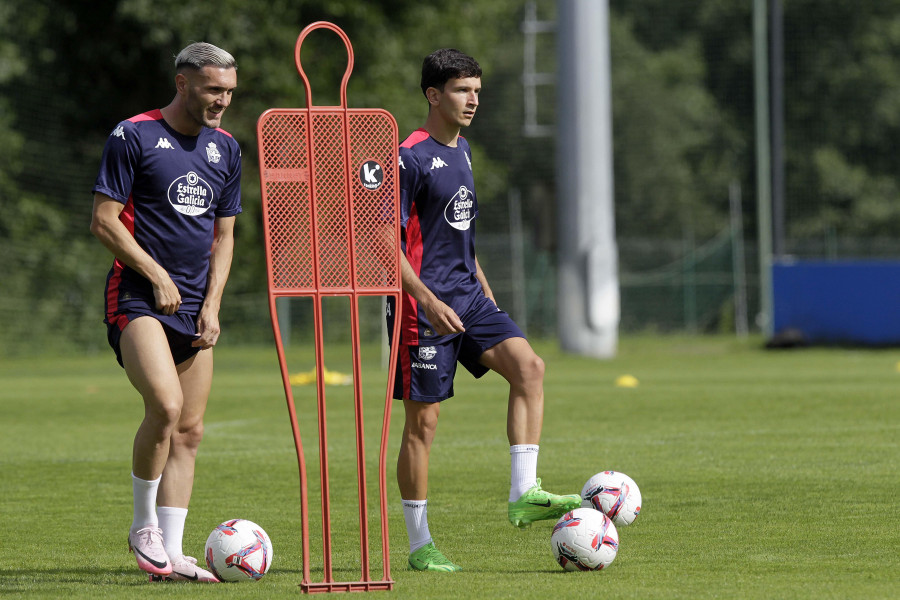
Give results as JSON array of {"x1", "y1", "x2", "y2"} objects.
[
  {"x1": 508, "y1": 478, "x2": 581, "y2": 529},
  {"x1": 408, "y1": 542, "x2": 462, "y2": 572}
]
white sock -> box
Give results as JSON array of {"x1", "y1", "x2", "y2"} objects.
[
  {"x1": 131, "y1": 473, "x2": 161, "y2": 532},
  {"x1": 509, "y1": 444, "x2": 539, "y2": 501},
  {"x1": 157, "y1": 506, "x2": 188, "y2": 559},
  {"x1": 402, "y1": 499, "x2": 432, "y2": 553}
]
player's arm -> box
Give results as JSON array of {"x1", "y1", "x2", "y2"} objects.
[
  {"x1": 375, "y1": 218, "x2": 463, "y2": 333},
  {"x1": 474, "y1": 255, "x2": 497, "y2": 306},
  {"x1": 399, "y1": 252, "x2": 465, "y2": 335},
  {"x1": 194, "y1": 215, "x2": 236, "y2": 349},
  {"x1": 90, "y1": 192, "x2": 182, "y2": 315}
]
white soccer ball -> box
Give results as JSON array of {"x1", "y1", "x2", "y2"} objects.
[
  {"x1": 581, "y1": 470, "x2": 642, "y2": 526},
  {"x1": 551, "y1": 507, "x2": 619, "y2": 571},
  {"x1": 204, "y1": 519, "x2": 274, "y2": 582}
]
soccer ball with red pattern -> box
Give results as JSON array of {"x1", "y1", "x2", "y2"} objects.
[
  {"x1": 550, "y1": 507, "x2": 619, "y2": 571},
  {"x1": 204, "y1": 519, "x2": 273, "y2": 582},
  {"x1": 581, "y1": 471, "x2": 642, "y2": 526}
]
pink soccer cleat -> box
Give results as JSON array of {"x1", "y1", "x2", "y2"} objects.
[
  {"x1": 150, "y1": 555, "x2": 220, "y2": 583},
  {"x1": 128, "y1": 526, "x2": 172, "y2": 575}
]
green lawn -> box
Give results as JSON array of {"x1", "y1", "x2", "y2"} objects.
[{"x1": 1, "y1": 335, "x2": 897, "y2": 598}]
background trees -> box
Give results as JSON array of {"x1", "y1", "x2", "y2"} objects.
[{"x1": 2, "y1": 0, "x2": 898, "y2": 353}]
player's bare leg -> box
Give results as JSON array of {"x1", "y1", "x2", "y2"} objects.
[
  {"x1": 478, "y1": 336, "x2": 544, "y2": 445},
  {"x1": 397, "y1": 399, "x2": 440, "y2": 500},
  {"x1": 479, "y1": 337, "x2": 580, "y2": 527},
  {"x1": 121, "y1": 317, "x2": 186, "y2": 482},
  {"x1": 149, "y1": 348, "x2": 219, "y2": 582},
  {"x1": 120, "y1": 316, "x2": 184, "y2": 575},
  {"x1": 397, "y1": 399, "x2": 460, "y2": 571},
  {"x1": 157, "y1": 349, "x2": 213, "y2": 509}
]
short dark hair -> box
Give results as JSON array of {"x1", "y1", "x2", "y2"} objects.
[{"x1": 420, "y1": 49, "x2": 482, "y2": 97}]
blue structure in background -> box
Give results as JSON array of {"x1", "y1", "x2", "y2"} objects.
[{"x1": 772, "y1": 260, "x2": 900, "y2": 345}]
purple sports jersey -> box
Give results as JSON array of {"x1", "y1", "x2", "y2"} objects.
[
  {"x1": 393, "y1": 128, "x2": 483, "y2": 344},
  {"x1": 92, "y1": 109, "x2": 242, "y2": 315}
]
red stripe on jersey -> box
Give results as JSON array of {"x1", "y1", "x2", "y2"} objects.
[
  {"x1": 400, "y1": 128, "x2": 430, "y2": 149},
  {"x1": 399, "y1": 345, "x2": 412, "y2": 399},
  {"x1": 105, "y1": 197, "x2": 136, "y2": 318},
  {"x1": 119, "y1": 196, "x2": 136, "y2": 234},
  {"x1": 402, "y1": 205, "x2": 424, "y2": 345},
  {"x1": 128, "y1": 109, "x2": 163, "y2": 123},
  {"x1": 127, "y1": 109, "x2": 233, "y2": 138}
]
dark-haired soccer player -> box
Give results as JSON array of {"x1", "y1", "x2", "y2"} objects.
[
  {"x1": 91, "y1": 42, "x2": 241, "y2": 583},
  {"x1": 387, "y1": 48, "x2": 580, "y2": 572}
]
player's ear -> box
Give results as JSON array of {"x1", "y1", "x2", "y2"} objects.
[
  {"x1": 425, "y1": 86, "x2": 441, "y2": 107},
  {"x1": 175, "y1": 72, "x2": 189, "y2": 95}
]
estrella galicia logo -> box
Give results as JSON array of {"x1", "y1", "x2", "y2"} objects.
[
  {"x1": 418, "y1": 346, "x2": 437, "y2": 361},
  {"x1": 359, "y1": 160, "x2": 384, "y2": 190},
  {"x1": 443, "y1": 185, "x2": 475, "y2": 231},
  {"x1": 167, "y1": 171, "x2": 214, "y2": 216}
]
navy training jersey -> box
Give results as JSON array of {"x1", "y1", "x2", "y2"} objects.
[
  {"x1": 93, "y1": 109, "x2": 242, "y2": 314},
  {"x1": 394, "y1": 128, "x2": 484, "y2": 344}
]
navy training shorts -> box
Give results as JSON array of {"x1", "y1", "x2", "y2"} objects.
[
  {"x1": 392, "y1": 296, "x2": 526, "y2": 402},
  {"x1": 106, "y1": 309, "x2": 202, "y2": 368}
]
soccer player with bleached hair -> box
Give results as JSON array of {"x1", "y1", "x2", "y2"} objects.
[
  {"x1": 91, "y1": 41, "x2": 241, "y2": 583},
  {"x1": 387, "y1": 48, "x2": 580, "y2": 572}
]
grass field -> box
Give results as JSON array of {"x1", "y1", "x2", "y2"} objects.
[{"x1": 2, "y1": 334, "x2": 898, "y2": 599}]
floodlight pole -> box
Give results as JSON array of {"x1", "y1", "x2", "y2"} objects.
[
  {"x1": 556, "y1": 0, "x2": 619, "y2": 358},
  {"x1": 769, "y1": 0, "x2": 785, "y2": 259},
  {"x1": 753, "y1": 0, "x2": 784, "y2": 336}
]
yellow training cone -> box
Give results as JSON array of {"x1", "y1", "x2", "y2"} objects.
[
  {"x1": 290, "y1": 367, "x2": 353, "y2": 386},
  {"x1": 322, "y1": 367, "x2": 353, "y2": 386},
  {"x1": 615, "y1": 374, "x2": 639, "y2": 388}
]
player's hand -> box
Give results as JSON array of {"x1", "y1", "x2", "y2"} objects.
[
  {"x1": 423, "y1": 298, "x2": 465, "y2": 335},
  {"x1": 193, "y1": 307, "x2": 221, "y2": 349},
  {"x1": 152, "y1": 274, "x2": 182, "y2": 315}
]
